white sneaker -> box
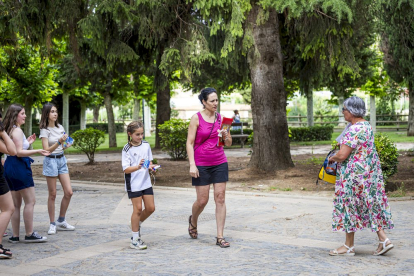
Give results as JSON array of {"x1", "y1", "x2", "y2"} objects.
[
  {"x1": 130, "y1": 238, "x2": 147, "y2": 250},
  {"x1": 48, "y1": 224, "x2": 57, "y2": 235},
  {"x1": 56, "y1": 220, "x2": 75, "y2": 231}
]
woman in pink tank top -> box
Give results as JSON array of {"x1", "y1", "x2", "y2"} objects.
[{"x1": 186, "y1": 88, "x2": 232, "y2": 248}]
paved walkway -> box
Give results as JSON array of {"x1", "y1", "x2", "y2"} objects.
[
  {"x1": 30, "y1": 142, "x2": 414, "y2": 165},
  {"x1": 0, "y1": 179, "x2": 412, "y2": 275}
]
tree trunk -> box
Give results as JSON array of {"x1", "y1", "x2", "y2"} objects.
[
  {"x1": 132, "y1": 73, "x2": 140, "y2": 121},
  {"x1": 133, "y1": 98, "x2": 140, "y2": 121},
  {"x1": 247, "y1": 5, "x2": 294, "y2": 172},
  {"x1": 338, "y1": 95, "x2": 345, "y2": 127},
  {"x1": 305, "y1": 84, "x2": 314, "y2": 127},
  {"x1": 93, "y1": 105, "x2": 100, "y2": 123},
  {"x1": 62, "y1": 91, "x2": 69, "y2": 134},
  {"x1": 80, "y1": 101, "x2": 87, "y2": 130},
  {"x1": 104, "y1": 76, "x2": 117, "y2": 147},
  {"x1": 408, "y1": 81, "x2": 414, "y2": 136},
  {"x1": 217, "y1": 90, "x2": 221, "y2": 114},
  {"x1": 23, "y1": 96, "x2": 34, "y2": 136},
  {"x1": 155, "y1": 45, "x2": 171, "y2": 148},
  {"x1": 370, "y1": 95, "x2": 376, "y2": 133}
]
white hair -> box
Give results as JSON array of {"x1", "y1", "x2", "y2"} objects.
[{"x1": 343, "y1": 96, "x2": 366, "y2": 117}]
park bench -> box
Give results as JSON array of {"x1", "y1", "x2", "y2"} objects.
[{"x1": 231, "y1": 122, "x2": 250, "y2": 148}]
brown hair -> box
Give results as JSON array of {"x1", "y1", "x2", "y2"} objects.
[
  {"x1": 127, "y1": 121, "x2": 144, "y2": 145},
  {"x1": 3, "y1": 104, "x2": 24, "y2": 135},
  {"x1": 39, "y1": 103, "x2": 59, "y2": 129}
]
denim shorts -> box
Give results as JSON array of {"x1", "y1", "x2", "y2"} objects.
[{"x1": 43, "y1": 155, "x2": 69, "y2": 177}]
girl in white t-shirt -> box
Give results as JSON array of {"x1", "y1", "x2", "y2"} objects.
[
  {"x1": 122, "y1": 121, "x2": 156, "y2": 250},
  {"x1": 39, "y1": 103, "x2": 75, "y2": 235}
]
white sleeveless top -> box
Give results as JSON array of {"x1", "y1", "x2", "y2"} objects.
[{"x1": 13, "y1": 126, "x2": 30, "y2": 150}]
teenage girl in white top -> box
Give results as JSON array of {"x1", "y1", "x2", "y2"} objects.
[{"x1": 39, "y1": 103, "x2": 75, "y2": 235}]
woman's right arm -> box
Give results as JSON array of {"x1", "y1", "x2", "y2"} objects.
[
  {"x1": 41, "y1": 136, "x2": 64, "y2": 152},
  {"x1": 0, "y1": 131, "x2": 17, "y2": 156},
  {"x1": 12, "y1": 128, "x2": 49, "y2": 157},
  {"x1": 186, "y1": 115, "x2": 199, "y2": 178}
]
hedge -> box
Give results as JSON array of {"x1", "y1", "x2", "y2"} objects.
[
  {"x1": 289, "y1": 125, "x2": 334, "y2": 142},
  {"x1": 31, "y1": 123, "x2": 124, "y2": 135}
]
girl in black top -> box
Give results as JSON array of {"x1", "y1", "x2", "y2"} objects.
[{"x1": 0, "y1": 119, "x2": 17, "y2": 259}]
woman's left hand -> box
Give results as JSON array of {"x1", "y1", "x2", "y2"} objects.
[
  {"x1": 219, "y1": 129, "x2": 228, "y2": 139},
  {"x1": 27, "y1": 133, "x2": 36, "y2": 144}
]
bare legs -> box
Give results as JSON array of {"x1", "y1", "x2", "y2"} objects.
[
  {"x1": 190, "y1": 182, "x2": 227, "y2": 239},
  {"x1": 130, "y1": 195, "x2": 155, "y2": 232},
  {"x1": 10, "y1": 187, "x2": 36, "y2": 236},
  {"x1": 46, "y1": 174, "x2": 73, "y2": 223},
  {"x1": 0, "y1": 192, "x2": 14, "y2": 245}
]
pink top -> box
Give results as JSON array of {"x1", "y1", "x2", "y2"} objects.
[{"x1": 194, "y1": 112, "x2": 227, "y2": 166}]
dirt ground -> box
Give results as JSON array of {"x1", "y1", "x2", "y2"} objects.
[{"x1": 31, "y1": 151, "x2": 414, "y2": 197}]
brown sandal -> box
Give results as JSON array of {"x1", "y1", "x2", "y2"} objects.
[
  {"x1": 216, "y1": 237, "x2": 230, "y2": 248},
  {"x1": 188, "y1": 215, "x2": 198, "y2": 239}
]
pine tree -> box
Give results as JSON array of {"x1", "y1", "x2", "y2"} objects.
[
  {"x1": 192, "y1": 0, "x2": 368, "y2": 171},
  {"x1": 379, "y1": 0, "x2": 414, "y2": 136}
]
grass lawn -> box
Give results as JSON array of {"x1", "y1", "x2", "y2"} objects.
[{"x1": 31, "y1": 132, "x2": 155, "y2": 154}]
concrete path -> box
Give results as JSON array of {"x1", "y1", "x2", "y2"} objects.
[
  {"x1": 0, "y1": 179, "x2": 412, "y2": 275},
  {"x1": 29, "y1": 142, "x2": 414, "y2": 165}
]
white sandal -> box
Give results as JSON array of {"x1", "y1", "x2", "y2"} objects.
[
  {"x1": 373, "y1": 238, "x2": 394, "y2": 256},
  {"x1": 329, "y1": 244, "x2": 355, "y2": 256}
]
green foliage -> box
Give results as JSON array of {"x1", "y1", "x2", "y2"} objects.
[
  {"x1": 158, "y1": 119, "x2": 190, "y2": 160},
  {"x1": 85, "y1": 123, "x2": 124, "y2": 133},
  {"x1": 0, "y1": 43, "x2": 58, "y2": 105},
  {"x1": 289, "y1": 125, "x2": 334, "y2": 142},
  {"x1": 32, "y1": 125, "x2": 82, "y2": 136},
  {"x1": 71, "y1": 128, "x2": 106, "y2": 164},
  {"x1": 374, "y1": 133, "x2": 399, "y2": 182},
  {"x1": 230, "y1": 128, "x2": 253, "y2": 135}
]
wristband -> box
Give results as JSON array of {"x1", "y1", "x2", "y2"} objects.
[{"x1": 57, "y1": 141, "x2": 61, "y2": 145}]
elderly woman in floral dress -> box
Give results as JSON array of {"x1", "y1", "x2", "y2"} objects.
[{"x1": 328, "y1": 96, "x2": 394, "y2": 256}]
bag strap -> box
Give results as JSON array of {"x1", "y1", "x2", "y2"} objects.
[{"x1": 194, "y1": 112, "x2": 217, "y2": 152}]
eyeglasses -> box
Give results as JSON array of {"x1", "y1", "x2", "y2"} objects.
[{"x1": 342, "y1": 107, "x2": 348, "y2": 112}]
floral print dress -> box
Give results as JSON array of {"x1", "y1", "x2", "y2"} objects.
[{"x1": 332, "y1": 121, "x2": 394, "y2": 233}]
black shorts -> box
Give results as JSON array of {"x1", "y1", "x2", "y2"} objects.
[
  {"x1": 128, "y1": 187, "x2": 154, "y2": 199},
  {"x1": 192, "y1": 162, "x2": 229, "y2": 186},
  {"x1": 0, "y1": 176, "x2": 10, "y2": 196}
]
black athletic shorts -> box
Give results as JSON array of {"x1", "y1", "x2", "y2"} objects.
[
  {"x1": 0, "y1": 176, "x2": 10, "y2": 196},
  {"x1": 192, "y1": 162, "x2": 229, "y2": 186},
  {"x1": 128, "y1": 186, "x2": 154, "y2": 199}
]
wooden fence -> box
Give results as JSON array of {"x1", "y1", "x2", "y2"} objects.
[{"x1": 287, "y1": 114, "x2": 409, "y2": 131}]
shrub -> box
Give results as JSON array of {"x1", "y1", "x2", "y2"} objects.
[
  {"x1": 230, "y1": 128, "x2": 253, "y2": 145},
  {"x1": 375, "y1": 133, "x2": 399, "y2": 182},
  {"x1": 229, "y1": 128, "x2": 254, "y2": 135},
  {"x1": 32, "y1": 123, "x2": 123, "y2": 136},
  {"x1": 158, "y1": 119, "x2": 189, "y2": 160},
  {"x1": 86, "y1": 123, "x2": 124, "y2": 133},
  {"x1": 289, "y1": 125, "x2": 334, "y2": 142},
  {"x1": 71, "y1": 128, "x2": 105, "y2": 164},
  {"x1": 32, "y1": 124, "x2": 81, "y2": 136}
]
